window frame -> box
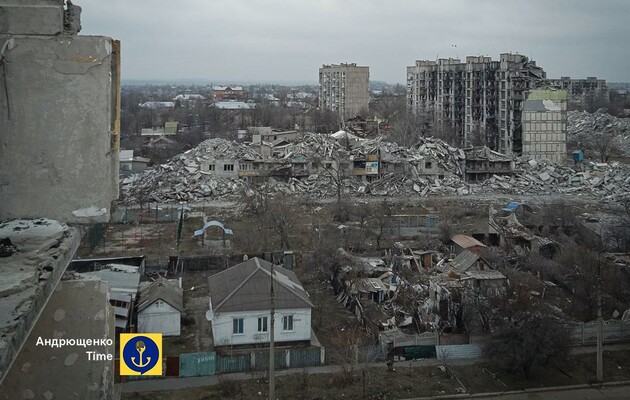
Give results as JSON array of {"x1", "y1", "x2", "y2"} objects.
[
  {"x1": 257, "y1": 316, "x2": 268, "y2": 333},
  {"x1": 282, "y1": 315, "x2": 294, "y2": 332},
  {"x1": 232, "y1": 318, "x2": 244, "y2": 335}
]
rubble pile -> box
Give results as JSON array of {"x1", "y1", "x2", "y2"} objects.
[
  {"x1": 483, "y1": 157, "x2": 630, "y2": 200},
  {"x1": 121, "y1": 133, "x2": 630, "y2": 204},
  {"x1": 567, "y1": 110, "x2": 630, "y2": 156},
  {"x1": 122, "y1": 139, "x2": 260, "y2": 202}
]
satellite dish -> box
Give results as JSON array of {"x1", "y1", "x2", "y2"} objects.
[{"x1": 205, "y1": 310, "x2": 214, "y2": 321}]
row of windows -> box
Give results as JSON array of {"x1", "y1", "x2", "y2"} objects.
[{"x1": 232, "y1": 315, "x2": 294, "y2": 334}]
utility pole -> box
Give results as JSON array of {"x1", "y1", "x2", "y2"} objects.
[
  {"x1": 269, "y1": 263, "x2": 275, "y2": 400},
  {"x1": 596, "y1": 255, "x2": 603, "y2": 383}
]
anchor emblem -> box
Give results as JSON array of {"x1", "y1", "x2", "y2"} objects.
[
  {"x1": 131, "y1": 340, "x2": 151, "y2": 368},
  {"x1": 119, "y1": 333, "x2": 162, "y2": 376}
]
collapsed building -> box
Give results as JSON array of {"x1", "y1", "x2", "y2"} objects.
[
  {"x1": 333, "y1": 237, "x2": 508, "y2": 342},
  {"x1": 489, "y1": 202, "x2": 560, "y2": 258},
  {"x1": 567, "y1": 110, "x2": 630, "y2": 158},
  {"x1": 121, "y1": 128, "x2": 630, "y2": 204}
]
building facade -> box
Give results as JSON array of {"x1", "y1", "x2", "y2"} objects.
[
  {"x1": 407, "y1": 54, "x2": 546, "y2": 155},
  {"x1": 548, "y1": 76, "x2": 608, "y2": 108},
  {"x1": 319, "y1": 63, "x2": 369, "y2": 120},
  {"x1": 207, "y1": 258, "x2": 314, "y2": 348},
  {"x1": 522, "y1": 89, "x2": 568, "y2": 163}
]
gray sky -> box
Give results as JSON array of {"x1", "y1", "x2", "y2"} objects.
[{"x1": 81, "y1": 0, "x2": 630, "y2": 84}]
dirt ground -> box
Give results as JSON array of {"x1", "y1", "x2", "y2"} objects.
[{"x1": 122, "y1": 349, "x2": 630, "y2": 400}]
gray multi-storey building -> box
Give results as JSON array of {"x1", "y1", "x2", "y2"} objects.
[
  {"x1": 522, "y1": 89, "x2": 568, "y2": 163},
  {"x1": 407, "y1": 54, "x2": 546, "y2": 155},
  {"x1": 319, "y1": 63, "x2": 369, "y2": 121},
  {"x1": 548, "y1": 76, "x2": 608, "y2": 108}
]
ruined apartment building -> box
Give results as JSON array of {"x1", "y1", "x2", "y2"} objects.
[
  {"x1": 548, "y1": 76, "x2": 609, "y2": 107},
  {"x1": 319, "y1": 63, "x2": 369, "y2": 120},
  {"x1": 522, "y1": 89, "x2": 568, "y2": 163},
  {"x1": 0, "y1": 0, "x2": 120, "y2": 223},
  {"x1": 407, "y1": 54, "x2": 547, "y2": 156}
]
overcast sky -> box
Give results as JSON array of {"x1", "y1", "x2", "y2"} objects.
[{"x1": 81, "y1": 0, "x2": 630, "y2": 84}]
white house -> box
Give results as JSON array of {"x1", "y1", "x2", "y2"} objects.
[
  {"x1": 137, "y1": 277, "x2": 184, "y2": 336},
  {"x1": 207, "y1": 257, "x2": 314, "y2": 348}
]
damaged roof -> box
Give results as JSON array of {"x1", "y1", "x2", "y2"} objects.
[
  {"x1": 208, "y1": 257, "x2": 314, "y2": 313},
  {"x1": 451, "y1": 250, "x2": 487, "y2": 273}
]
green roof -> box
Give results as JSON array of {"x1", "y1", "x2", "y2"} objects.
[{"x1": 526, "y1": 89, "x2": 568, "y2": 101}]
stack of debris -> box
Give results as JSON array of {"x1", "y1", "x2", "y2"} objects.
[
  {"x1": 567, "y1": 110, "x2": 630, "y2": 157},
  {"x1": 121, "y1": 132, "x2": 630, "y2": 204},
  {"x1": 502, "y1": 158, "x2": 630, "y2": 200},
  {"x1": 122, "y1": 139, "x2": 261, "y2": 203}
]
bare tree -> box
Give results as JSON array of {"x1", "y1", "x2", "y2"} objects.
[
  {"x1": 328, "y1": 326, "x2": 366, "y2": 386},
  {"x1": 590, "y1": 128, "x2": 621, "y2": 163},
  {"x1": 485, "y1": 312, "x2": 570, "y2": 379},
  {"x1": 265, "y1": 193, "x2": 297, "y2": 250},
  {"x1": 389, "y1": 112, "x2": 427, "y2": 147},
  {"x1": 371, "y1": 199, "x2": 394, "y2": 249}
]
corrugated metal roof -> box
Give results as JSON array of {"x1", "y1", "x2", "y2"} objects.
[
  {"x1": 451, "y1": 234, "x2": 486, "y2": 249},
  {"x1": 81, "y1": 269, "x2": 140, "y2": 297},
  {"x1": 208, "y1": 258, "x2": 313, "y2": 313}
]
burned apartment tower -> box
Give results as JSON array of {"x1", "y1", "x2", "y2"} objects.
[
  {"x1": 319, "y1": 63, "x2": 370, "y2": 122},
  {"x1": 407, "y1": 54, "x2": 547, "y2": 156},
  {"x1": 548, "y1": 76, "x2": 609, "y2": 109}
]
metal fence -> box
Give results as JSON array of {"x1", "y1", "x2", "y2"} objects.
[
  {"x1": 112, "y1": 204, "x2": 188, "y2": 224},
  {"x1": 435, "y1": 344, "x2": 483, "y2": 360},
  {"x1": 569, "y1": 320, "x2": 630, "y2": 345},
  {"x1": 179, "y1": 347, "x2": 325, "y2": 377},
  {"x1": 359, "y1": 344, "x2": 388, "y2": 363},
  {"x1": 179, "y1": 352, "x2": 216, "y2": 377}
]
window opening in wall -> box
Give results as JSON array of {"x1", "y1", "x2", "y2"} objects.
[
  {"x1": 233, "y1": 318, "x2": 244, "y2": 334},
  {"x1": 282, "y1": 315, "x2": 294, "y2": 331},
  {"x1": 257, "y1": 316, "x2": 268, "y2": 332}
]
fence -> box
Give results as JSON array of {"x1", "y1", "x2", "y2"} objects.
[
  {"x1": 569, "y1": 320, "x2": 630, "y2": 345},
  {"x1": 178, "y1": 347, "x2": 325, "y2": 378},
  {"x1": 435, "y1": 344, "x2": 483, "y2": 360},
  {"x1": 112, "y1": 204, "x2": 189, "y2": 224},
  {"x1": 359, "y1": 344, "x2": 388, "y2": 363}
]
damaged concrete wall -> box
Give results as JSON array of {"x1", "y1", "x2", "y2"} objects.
[
  {"x1": 0, "y1": 0, "x2": 64, "y2": 36},
  {"x1": 0, "y1": 29, "x2": 119, "y2": 222}
]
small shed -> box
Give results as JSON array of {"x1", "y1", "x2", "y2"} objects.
[
  {"x1": 450, "y1": 234, "x2": 487, "y2": 256},
  {"x1": 137, "y1": 277, "x2": 184, "y2": 336}
]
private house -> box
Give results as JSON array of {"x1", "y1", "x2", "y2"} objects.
[
  {"x1": 137, "y1": 277, "x2": 184, "y2": 336},
  {"x1": 212, "y1": 85, "x2": 245, "y2": 101},
  {"x1": 450, "y1": 234, "x2": 487, "y2": 256},
  {"x1": 119, "y1": 149, "x2": 134, "y2": 177},
  {"x1": 119, "y1": 150, "x2": 150, "y2": 177},
  {"x1": 207, "y1": 258, "x2": 314, "y2": 348}
]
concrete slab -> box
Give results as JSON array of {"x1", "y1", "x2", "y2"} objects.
[
  {"x1": 0, "y1": 279, "x2": 114, "y2": 399},
  {"x1": 0, "y1": 4, "x2": 64, "y2": 35},
  {"x1": 0, "y1": 219, "x2": 80, "y2": 384}
]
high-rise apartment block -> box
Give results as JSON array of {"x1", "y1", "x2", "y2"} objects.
[
  {"x1": 548, "y1": 76, "x2": 608, "y2": 108},
  {"x1": 319, "y1": 63, "x2": 369, "y2": 120},
  {"x1": 407, "y1": 54, "x2": 546, "y2": 155}
]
